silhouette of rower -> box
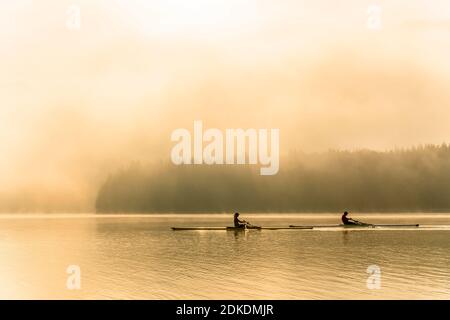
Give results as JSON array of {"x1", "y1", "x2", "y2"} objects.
[
  {"x1": 341, "y1": 211, "x2": 358, "y2": 225},
  {"x1": 234, "y1": 212, "x2": 249, "y2": 228}
]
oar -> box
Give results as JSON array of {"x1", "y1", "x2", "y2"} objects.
[
  {"x1": 352, "y1": 219, "x2": 375, "y2": 228},
  {"x1": 244, "y1": 221, "x2": 261, "y2": 229}
]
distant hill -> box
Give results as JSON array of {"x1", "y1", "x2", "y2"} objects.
[{"x1": 96, "y1": 144, "x2": 450, "y2": 213}]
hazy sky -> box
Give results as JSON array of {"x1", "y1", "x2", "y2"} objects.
[{"x1": 1, "y1": 0, "x2": 450, "y2": 211}]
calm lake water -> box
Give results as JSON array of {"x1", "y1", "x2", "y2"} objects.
[{"x1": 0, "y1": 213, "x2": 449, "y2": 299}]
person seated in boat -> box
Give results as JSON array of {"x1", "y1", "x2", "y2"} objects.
[
  {"x1": 234, "y1": 212, "x2": 249, "y2": 228},
  {"x1": 341, "y1": 211, "x2": 358, "y2": 225}
]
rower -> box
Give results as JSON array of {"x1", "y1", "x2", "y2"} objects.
[
  {"x1": 234, "y1": 212, "x2": 249, "y2": 228},
  {"x1": 341, "y1": 211, "x2": 358, "y2": 225}
]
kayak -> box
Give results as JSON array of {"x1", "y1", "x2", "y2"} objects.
[
  {"x1": 171, "y1": 226, "x2": 312, "y2": 231},
  {"x1": 289, "y1": 224, "x2": 420, "y2": 229}
]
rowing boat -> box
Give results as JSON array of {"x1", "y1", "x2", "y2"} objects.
[
  {"x1": 171, "y1": 226, "x2": 312, "y2": 231},
  {"x1": 289, "y1": 224, "x2": 420, "y2": 229},
  {"x1": 171, "y1": 224, "x2": 420, "y2": 231},
  {"x1": 171, "y1": 227, "x2": 255, "y2": 231}
]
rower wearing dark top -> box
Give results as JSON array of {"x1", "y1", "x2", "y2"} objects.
[
  {"x1": 234, "y1": 212, "x2": 249, "y2": 228},
  {"x1": 341, "y1": 211, "x2": 358, "y2": 225}
]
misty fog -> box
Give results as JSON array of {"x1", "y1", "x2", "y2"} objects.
[{"x1": 1, "y1": 0, "x2": 450, "y2": 212}]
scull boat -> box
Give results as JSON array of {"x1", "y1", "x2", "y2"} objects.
[
  {"x1": 171, "y1": 226, "x2": 312, "y2": 231},
  {"x1": 171, "y1": 224, "x2": 419, "y2": 231},
  {"x1": 289, "y1": 224, "x2": 419, "y2": 229}
]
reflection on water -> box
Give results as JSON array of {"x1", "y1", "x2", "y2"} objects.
[{"x1": 0, "y1": 213, "x2": 449, "y2": 299}]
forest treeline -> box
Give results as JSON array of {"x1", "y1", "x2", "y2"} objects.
[{"x1": 95, "y1": 144, "x2": 450, "y2": 213}]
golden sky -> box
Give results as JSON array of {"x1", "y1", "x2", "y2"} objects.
[{"x1": 1, "y1": 0, "x2": 450, "y2": 210}]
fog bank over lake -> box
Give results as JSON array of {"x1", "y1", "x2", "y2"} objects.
[{"x1": 97, "y1": 145, "x2": 450, "y2": 213}]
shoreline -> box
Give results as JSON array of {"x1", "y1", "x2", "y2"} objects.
[{"x1": 1, "y1": 212, "x2": 450, "y2": 219}]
